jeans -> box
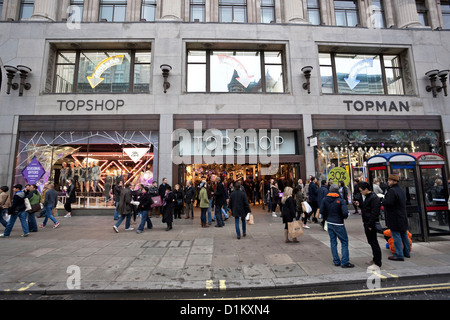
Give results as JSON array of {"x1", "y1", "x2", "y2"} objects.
[
  {"x1": 113, "y1": 201, "x2": 119, "y2": 220},
  {"x1": 3, "y1": 211, "x2": 29, "y2": 236},
  {"x1": 28, "y1": 212, "x2": 38, "y2": 232},
  {"x1": 214, "y1": 204, "x2": 224, "y2": 227},
  {"x1": 43, "y1": 206, "x2": 58, "y2": 226},
  {"x1": 200, "y1": 207, "x2": 207, "y2": 224},
  {"x1": 208, "y1": 199, "x2": 213, "y2": 224},
  {"x1": 0, "y1": 208, "x2": 8, "y2": 228},
  {"x1": 391, "y1": 230, "x2": 411, "y2": 258},
  {"x1": 235, "y1": 216, "x2": 246, "y2": 237},
  {"x1": 327, "y1": 223, "x2": 350, "y2": 266},
  {"x1": 115, "y1": 214, "x2": 131, "y2": 229},
  {"x1": 137, "y1": 210, "x2": 153, "y2": 231}
]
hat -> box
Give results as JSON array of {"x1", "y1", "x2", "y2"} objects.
[
  {"x1": 329, "y1": 184, "x2": 339, "y2": 193},
  {"x1": 388, "y1": 174, "x2": 400, "y2": 182}
]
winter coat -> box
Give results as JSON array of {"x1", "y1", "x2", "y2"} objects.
[
  {"x1": 359, "y1": 192, "x2": 380, "y2": 229},
  {"x1": 0, "y1": 191, "x2": 11, "y2": 209},
  {"x1": 317, "y1": 185, "x2": 329, "y2": 207},
  {"x1": 9, "y1": 190, "x2": 27, "y2": 215},
  {"x1": 138, "y1": 192, "x2": 153, "y2": 211},
  {"x1": 184, "y1": 186, "x2": 196, "y2": 203},
  {"x1": 320, "y1": 193, "x2": 349, "y2": 225},
  {"x1": 44, "y1": 188, "x2": 58, "y2": 208},
  {"x1": 162, "y1": 191, "x2": 175, "y2": 223},
  {"x1": 198, "y1": 187, "x2": 209, "y2": 208},
  {"x1": 383, "y1": 184, "x2": 408, "y2": 232},
  {"x1": 117, "y1": 187, "x2": 132, "y2": 216},
  {"x1": 214, "y1": 182, "x2": 226, "y2": 207},
  {"x1": 66, "y1": 184, "x2": 76, "y2": 204},
  {"x1": 295, "y1": 191, "x2": 305, "y2": 212},
  {"x1": 281, "y1": 196, "x2": 296, "y2": 224},
  {"x1": 229, "y1": 189, "x2": 251, "y2": 218},
  {"x1": 173, "y1": 189, "x2": 184, "y2": 207},
  {"x1": 308, "y1": 182, "x2": 318, "y2": 202}
]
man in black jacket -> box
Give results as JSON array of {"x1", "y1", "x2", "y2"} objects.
[
  {"x1": 184, "y1": 180, "x2": 196, "y2": 219},
  {"x1": 355, "y1": 182, "x2": 382, "y2": 269},
  {"x1": 213, "y1": 177, "x2": 226, "y2": 227},
  {"x1": 229, "y1": 182, "x2": 251, "y2": 239},
  {"x1": 1, "y1": 184, "x2": 29, "y2": 237},
  {"x1": 383, "y1": 174, "x2": 410, "y2": 261}
]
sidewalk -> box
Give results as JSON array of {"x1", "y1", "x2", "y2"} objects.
[{"x1": 0, "y1": 205, "x2": 449, "y2": 294}]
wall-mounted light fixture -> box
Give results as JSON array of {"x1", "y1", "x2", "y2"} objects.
[
  {"x1": 4, "y1": 65, "x2": 19, "y2": 95},
  {"x1": 3, "y1": 64, "x2": 32, "y2": 96},
  {"x1": 301, "y1": 66, "x2": 313, "y2": 94},
  {"x1": 160, "y1": 64, "x2": 172, "y2": 93},
  {"x1": 426, "y1": 69, "x2": 449, "y2": 97},
  {"x1": 16, "y1": 65, "x2": 32, "y2": 96}
]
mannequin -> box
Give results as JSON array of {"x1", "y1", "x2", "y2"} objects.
[
  {"x1": 92, "y1": 161, "x2": 101, "y2": 193},
  {"x1": 86, "y1": 162, "x2": 93, "y2": 193},
  {"x1": 79, "y1": 162, "x2": 86, "y2": 193},
  {"x1": 59, "y1": 162, "x2": 69, "y2": 190}
]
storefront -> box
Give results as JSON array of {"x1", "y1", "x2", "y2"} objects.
[
  {"x1": 172, "y1": 114, "x2": 305, "y2": 190},
  {"x1": 14, "y1": 115, "x2": 159, "y2": 209},
  {"x1": 311, "y1": 115, "x2": 445, "y2": 192}
]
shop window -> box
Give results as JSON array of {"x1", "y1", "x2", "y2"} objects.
[
  {"x1": 14, "y1": 130, "x2": 158, "y2": 209},
  {"x1": 313, "y1": 129, "x2": 442, "y2": 189},
  {"x1": 53, "y1": 49, "x2": 151, "y2": 94},
  {"x1": 442, "y1": 1, "x2": 450, "y2": 29},
  {"x1": 219, "y1": 0, "x2": 247, "y2": 23},
  {"x1": 307, "y1": 0, "x2": 321, "y2": 25},
  {"x1": 19, "y1": 0, "x2": 34, "y2": 20},
  {"x1": 141, "y1": 0, "x2": 156, "y2": 21},
  {"x1": 99, "y1": 0, "x2": 127, "y2": 22},
  {"x1": 416, "y1": 0, "x2": 429, "y2": 26},
  {"x1": 319, "y1": 52, "x2": 405, "y2": 95},
  {"x1": 69, "y1": 0, "x2": 84, "y2": 22},
  {"x1": 190, "y1": 0, "x2": 205, "y2": 22},
  {"x1": 261, "y1": 0, "x2": 275, "y2": 23},
  {"x1": 187, "y1": 49, "x2": 284, "y2": 93},
  {"x1": 334, "y1": 0, "x2": 359, "y2": 26},
  {"x1": 371, "y1": 0, "x2": 385, "y2": 28}
]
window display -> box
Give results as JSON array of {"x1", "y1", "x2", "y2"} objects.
[{"x1": 15, "y1": 130, "x2": 158, "y2": 209}]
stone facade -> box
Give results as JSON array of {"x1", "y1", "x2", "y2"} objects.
[{"x1": 0, "y1": 0, "x2": 449, "y2": 186}]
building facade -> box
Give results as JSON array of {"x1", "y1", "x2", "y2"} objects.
[{"x1": 0, "y1": 0, "x2": 449, "y2": 218}]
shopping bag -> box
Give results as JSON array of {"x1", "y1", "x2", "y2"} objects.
[
  {"x1": 151, "y1": 196, "x2": 162, "y2": 208},
  {"x1": 248, "y1": 214, "x2": 254, "y2": 225},
  {"x1": 324, "y1": 221, "x2": 328, "y2": 231},
  {"x1": 24, "y1": 198, "x2": 32, "y2": 212},
  {"x1": 245, "y1": 212, "x2": 251, "y2": 221},
  {"x1": 302, "y1": 201, "x2": 312, "y2": 213},
  {"x1": 288, "y1": 220, "x2": 303, "y2": 238}
]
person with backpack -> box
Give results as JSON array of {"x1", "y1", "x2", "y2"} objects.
[
  {"x1": 320, "y1": 184, "x2": 354, "y2": 268},
  {"x1": 1, "y1": 184, "x2": 30, "y2": 237}
]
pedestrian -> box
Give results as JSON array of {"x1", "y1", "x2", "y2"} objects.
[
  {"x1": 0, "y1": 186, "x2": 11, "y2": 228},
  {"x1": 317, "y1": 179, "x2": 329, "y2": 225},
  {"x1": 281, "y1": 186, "x2": 299, "y2": 243},
  {"x1": 338, "y1": 181, "x2": 349, "y2": 204},
  {"x1": 213, "y1": 177, "x2": 226, "y2": 228},
  {"x1": 320, "y1": 184, "x2": 354, "y2": 268},
  {"x1": 295, "y1": 185, "x2": 310, "y2": 229},
  {"x1": 64, "y1": 179, "x2": 76, "y2": 218},
  {"x1": 158, "y1": 178, "x2": 171, "y2": 202},
  {"x1": 198, "y1": 180, "x2": 209, "y2": 228},
  {"x1": 113, "y1": 183, "x2": 133, "y2": 233},
  {"x1": 136, "y1": 186, "x2": 153, "y2": 234},
  {"x1": 352, "y1": 179, "x2": 361, "y2": 214},
  {"x1": 271, "y1": 182, "x2": 280, "y2": 217},
  {"x1": 162, "y1": 185, "x2": 175, "y2": 231},
  {"x1": 383, "y1": 174, "x2": 411, "y2": 261},
  {"x1": 308, "y1": 176, "x2": 319, "y2": 223},
  {"x1": 148, "y1": 181, "x2": 159, "y2": 217},
  {"x1": 229, "y1": 181, "x2": 251, "y2": 239},
  {"x1": 1, "y1": 184, "x2": 30, "y2": 237},
  {"x1": 113, "y1": 180, "x2": 123, "y2": 220},
  {"x1": 40, "y1": 183, "x2": 60, "y2": 229},
  {"x1": 184, "y1": 180, "x2": 196, "y2": 219},
  {"x1": 26, "y1": 184, "x2": 40, "y2": 232},
  {"x1": 173, "y1": 184, "x2": 184, "y2": 219},
  {"x1": 355, "y1": 181, "x2": 382, "y2": 269},
  {"x1": 37, "y1": 182, "x2": 50, "y2": 218}
]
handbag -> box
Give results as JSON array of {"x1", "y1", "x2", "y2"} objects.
[
  {"x1": 151, "y1": 195, "x2": 162, "y2": 208},
  {"x1": 24, "y1": 198, "x2": 32, "y2": 212},
  {"x1": 302, "y1": 201, "x2": 312, "y2": 213},
  {"x1": 288, "y1": 220, "x2": 304, "y2": 238},
  {"x1": 248, "y1": 214, "x2": 254, "y2": 225}
]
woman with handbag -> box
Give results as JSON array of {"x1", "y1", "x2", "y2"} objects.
[
  {"x1": 162, "y1": 186, "x2": 175, "y2": 231},
  {"x1": 26, "y1": 184, "x2": 41, "y2": 232},
  {"x1": 295, "y1": 185, "x2": 310, "y2": 229},
  {"x1": 281, "y1": 187, "x2": 299, "y2": 243},
  {"x1": 173, "y1": 184, "x2": 184, "y2": 219}
]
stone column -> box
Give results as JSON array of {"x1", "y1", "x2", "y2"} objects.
[
  {"x1": 158, "y1": 114, "x2": 174, "y2": 185},
  {"x1": 394, "y1": 0, "x2": 423, "y2": 28},
  {"x1": 383, "y1": 0, "x2": 395, "y2": 28},
  {"x1": 303, "y1": 114, "x2": 316, "y2": 179},
  {"x1": 160, "y1": 0, "x2": 182, "y2": 20},
  {"x1": 425, "y1": 0, "x2": 441, "y2": 29},
  {"x1": 283, "y1": 0, "x2": 308, "y2": 23},
  {"x1": 30, "y1": 0, "x2": 58, "y2": 21}
]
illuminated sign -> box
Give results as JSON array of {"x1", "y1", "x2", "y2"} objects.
[{"x1": 87, "y1": 55, "x2": 124, "y2": 88}]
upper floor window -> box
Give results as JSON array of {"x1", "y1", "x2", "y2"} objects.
[
  {"x1": 20, "y1": 0, "x2": 34, "y2": 20},
  {"x1": 371, "y1": 0, "x2": 385, "y2": 28},
  {"x1": 334, "y1": 0, "x2": 359, "y2": 27},
  {"x1": 416, "y1": 1, "x2": 429, "y2": 26},
  {"x1": 319, "y1": 52, "x2": 405, "y2": 95},
  {"x1": 187, "y1": 49, "x2": 284, "y2": 93},
  {"x1": 190, "y1": 0, "x2": 205, "y2": 22},
  {"x1": 99, "y1": 0, "x2": 127, "y2": 22},
  {"x1": 0, "y1": 0, "x2": 4, "y2": 20},
  {"x1": 142, "y1": 0, "x2": 156, "y2": 21},
  {"x1": 441, "y1": 1, "x2": 450, "y2": 29},
  {"x1": 69, "y1": 0, "x2": 84, "y2": 23},
  {"x1": 53, "y1": 49, "x2": 151, "y2": 94},
  {"x1": 261, "y1": 0, "x2": 275, "y2": 23},
  {"x1": 219, "y1": 0, "x2": 247, "y2": 23},
  {"x1": 307, "y1": 0, "x2": 321, "y2": 25}
]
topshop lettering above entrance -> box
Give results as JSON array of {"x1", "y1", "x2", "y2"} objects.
[{"x1": 58, "y1": 99, "x2": 125, "y2": 112}]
